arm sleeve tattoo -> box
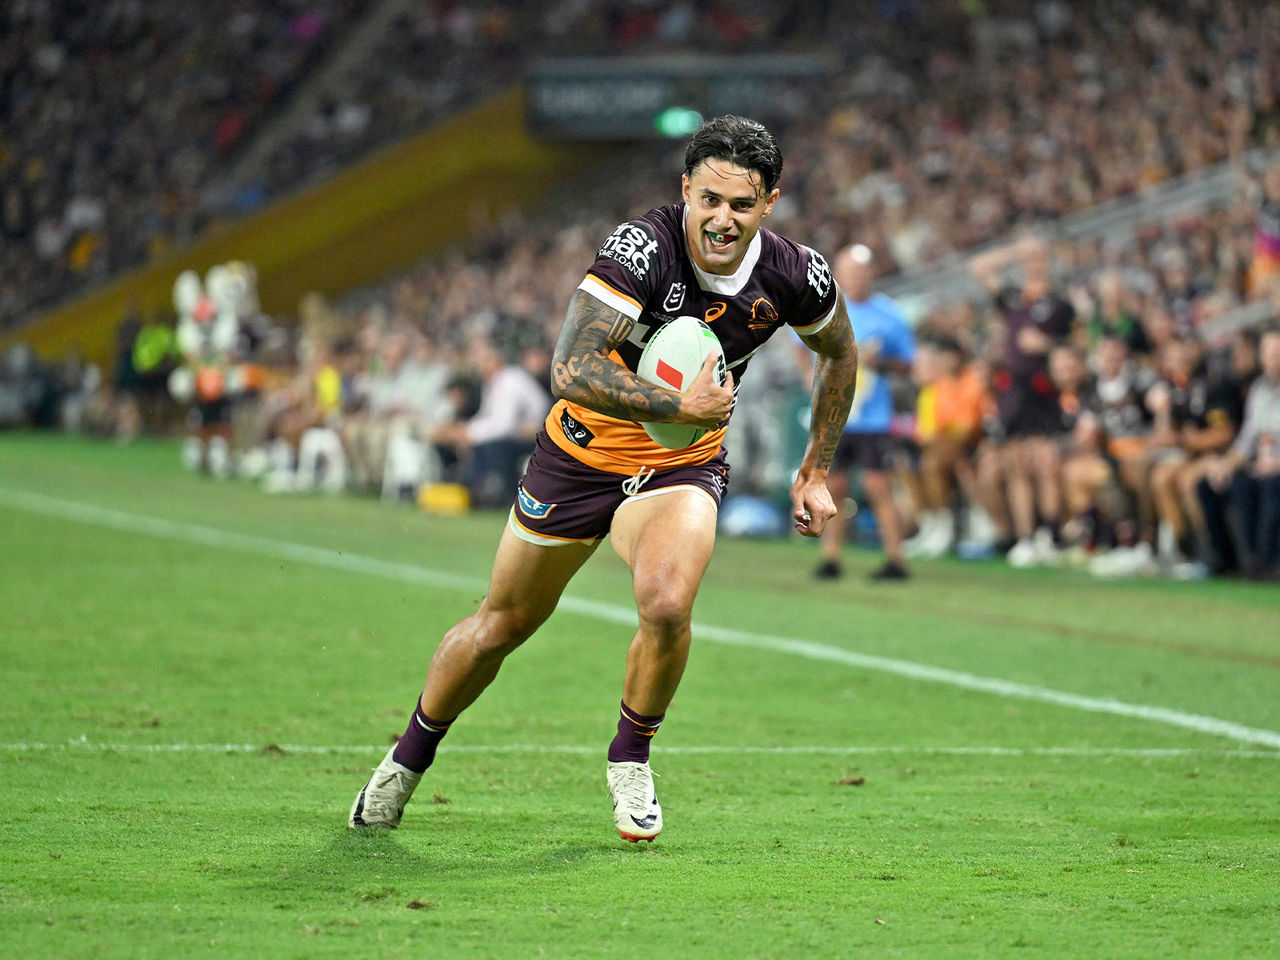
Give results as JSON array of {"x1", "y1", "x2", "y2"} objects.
[
  {"x1": 550, "y1": 290, "x2": 683, "y2": 422},
  {"x1": 798, "y1": 295, "x2": 859, "y2": 471}
]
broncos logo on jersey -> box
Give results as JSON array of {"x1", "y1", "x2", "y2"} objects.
[{"x1": 749, "y1": 297, "x2": 779, "y2": 330}]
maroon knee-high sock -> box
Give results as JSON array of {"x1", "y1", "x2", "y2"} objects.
[
  {"x1": 607, "y1": 701, "x2": 664, "y2": 763},
  {"x1": 391, "y1": 702, "x2": 454, "y2": 773}
]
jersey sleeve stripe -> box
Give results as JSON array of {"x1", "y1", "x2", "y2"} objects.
[
  {"x1": 792, "y1": 298, "x2": 838, "y2": 336},
  {"x1": 578, "y1": 274, "x2": 644, "y2": 320}
]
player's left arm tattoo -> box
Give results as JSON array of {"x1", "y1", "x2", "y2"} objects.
[
  {"x1": 798, "y1": 293, "x2": 858, "y2": 472},
  {"x1": 550, "y1": 289, "x2": 684, "y2": 422}
]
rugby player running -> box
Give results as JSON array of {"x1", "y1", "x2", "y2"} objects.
[{"x1": 350, "y1": 115, "x2": 859, "y2": 842}]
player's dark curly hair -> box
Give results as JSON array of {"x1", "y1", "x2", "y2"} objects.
[{"x1": 684, "y1": 115, "x2": 783, "y2": 195}]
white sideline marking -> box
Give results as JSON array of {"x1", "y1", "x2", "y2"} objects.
[
  {"x1": 2, "y1": 739, "x2": 1279, "y2": 760},
  {"x1": 4, "y1": 487, "x2": 1280, "y2": 751}
]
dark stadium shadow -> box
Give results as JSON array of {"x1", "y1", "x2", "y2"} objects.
[
  {"x1": 231, "y1": 825, "x2": 670, "y2": 911},
  {"x1": 321, "y1": 830, "x2": 647, "y2": 879}
]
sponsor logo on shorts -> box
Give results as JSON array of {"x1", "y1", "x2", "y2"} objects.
[
  {"x1": 560, "y1": 408, "x2": 595, "y2": 448},
  {"x1": 599, "y1": 222, "x2": 659, "y2": 279},
  {"x1": 517, "y1": 485, "x2": 556, "y2": 519}
]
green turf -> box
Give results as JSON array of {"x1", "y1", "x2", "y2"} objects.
[{"x1": 1, "y1": 433, "x2": 1278, "y2": 959}]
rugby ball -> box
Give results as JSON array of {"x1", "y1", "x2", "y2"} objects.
[{"x1": 636, "y1": 315, "x2": 727, "y2": 449}]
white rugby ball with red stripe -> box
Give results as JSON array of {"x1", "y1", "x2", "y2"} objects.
[{"x1": 636, "y1": 315, "x2": 727, "y2": 449}]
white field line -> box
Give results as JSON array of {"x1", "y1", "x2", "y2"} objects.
[
  {"x1": 4, "y1": 487, "x2": 1280, "y2": 752},
  {"x1": 2, "y1": 739, "x2": 1279, "y2": 760}
]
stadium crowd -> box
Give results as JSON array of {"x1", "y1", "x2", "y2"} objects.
[
  {"x1": 5, "y1": 0, "x2": 1280, "y2": 580},
  {"x1": 0, "y1": 0, "x2": 826, "y2": 334},
  {"x1": 0, "y1": 0, "x2": 375, "y2": 331}
]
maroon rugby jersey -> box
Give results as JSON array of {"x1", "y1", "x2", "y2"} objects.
[
  {"x1": 994, "y1": 285, "x2": 1075, "y2": 381},
  {"x1": 545, "y1": 202, "x2": 838, "y2": 473}
]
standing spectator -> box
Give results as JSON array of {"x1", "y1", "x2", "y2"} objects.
[
  {"x1": 814, "y1": 244, "x2": 915, "y2": 581},
  {"x1": 130, "y1": 311, "x2": 178, "y2": 435},
  {"x1": 1246, "y1": 161, "x2": 1280, "y2": 299},
  {"x1": 1196, "y1": 328, "x2": 1280, "y2": 579},
  {"x1": 970, "y1": 236, "x2": 1076, "y2": 567}
]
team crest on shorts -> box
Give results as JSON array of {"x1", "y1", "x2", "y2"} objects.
[{"x1": 517, "y1": 485, "x2": 556, "y2": 519}]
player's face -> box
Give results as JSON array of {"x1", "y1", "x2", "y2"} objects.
[{"x1": 682, "y1": 159, "x2": 778, "y2": 275}]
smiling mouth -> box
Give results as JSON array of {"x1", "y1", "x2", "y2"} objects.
[{"x1": 705, "y1": 229, "x2": 735, "y2": 252}]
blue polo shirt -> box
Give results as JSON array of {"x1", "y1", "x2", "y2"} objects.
[{"x1": 844, "y1": 291, "x2": 914, "y2": 434}]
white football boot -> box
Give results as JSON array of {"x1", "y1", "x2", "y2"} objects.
[
  {"x1": 917, "y1": 510, "x2": 956, "y2": 558},
  {"x1": 902, "y1": 512, "x2": 939, "y2": 558},
  {"x1": 607, "y1": 761, "x2": 663, "y2": 843},
  {"x1": 349, "y1": 746, "x2": 423, "y2": 829},
  {"x1": 1007, "y1": 536, "x2": 1038, "y2": 568}
]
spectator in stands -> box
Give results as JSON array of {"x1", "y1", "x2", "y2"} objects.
[
  {"x1": 52, "y1": 346, "x2": 100, "y2": 435},
  {"x1": 340, "y1": 323, "x2": 451, "y2": 493},
  {"x1": 1081, "y1": 336, "x2": 1162, "y2": 576},
  {"x1": 0, "y1": 1, "x2": 362, "y2": 330},
  {"x1": 1196, "y1": 328, "x2": 1280, "y2": 579},
  {"x1": 129, "y1": 312, "x2": 178, "y2": 434},
  {"x1": 432, "y1": 336, "x2": 551, "y2": 510},
  {"x1": 1048, "y1": 344, "x2": 1108, "y2": 559},
  {"x1": 905, "y1": 336, "x2": 990, "y2": 558},
  {"x1": 811, "y1": 244, "x2": 914, "y2": 581},
  {"x1": 1157, "y1": 248, "x2": 1208, "y2": 335},
  {"x1": 1084, "y1": 269, "x2": 1150, "y2": 358},
  {"x1": 1146, "y1": 335, "x2": 1240, "y2": 572},
  {"x1": 10, "y1": 0, "x2": 1280, "y2": 345},
  {"x1": 261, "y1": 333, "x2": 349, "y2": 494},
  {"x1": 0, "y1": 343, "x2": 41, "y2": 427},
  {"x1": 1246, "y1": 161, "x2": 1280, "y2": 299},
  {"x1": 970, "y1": 235, "x2": 1076, "y2": 567}
]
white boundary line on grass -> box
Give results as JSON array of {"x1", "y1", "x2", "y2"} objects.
[
  {"x1": 4, "y1": 487, "x2": 1280, "y2": 752},
  {"x1": 3, "y1": 739, "x2": 1279, "y2": 760}
]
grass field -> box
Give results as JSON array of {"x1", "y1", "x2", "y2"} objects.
[{"x1": 2, "y1": 432, "x2": 1278, "y2": 959}]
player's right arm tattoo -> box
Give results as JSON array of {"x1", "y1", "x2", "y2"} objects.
[
  {"x1": 799, "y1": 295, "x2": 859, "y2": 471},
  {"x1": 551, "y1": 289, "x2": 683, "y2": 422}
]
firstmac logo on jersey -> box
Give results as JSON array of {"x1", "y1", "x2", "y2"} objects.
[
  {"x1": 600, "y1": 223, "x2": 659, "y2": 279},
  {"x1": 804, "y1": 247, "x2": 833, "y2": 299}
]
